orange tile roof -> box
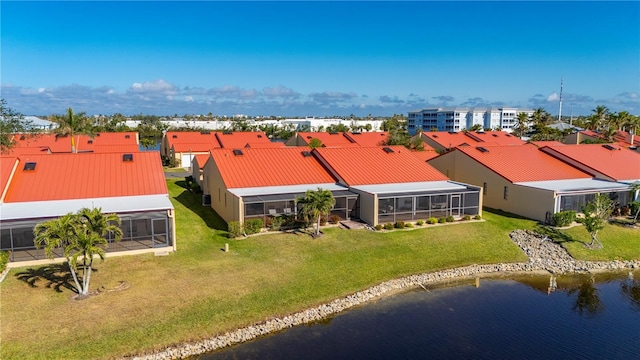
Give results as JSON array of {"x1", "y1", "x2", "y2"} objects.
[
  {"x1": 421, "y1": 131, "x2": 480, "y2": 149},
  {"x1": 343, "y1": 132, "x2": 389, "y2": 146},
  {"x1": 0, "y1": 156, "x2": 18, "y2": 199},
  {"x1": 214, "y1": 131, "x2": 273, "y2": 148},
  {"x1": 314, "y1": 146, "x2": 449, "y2": 185},
  {"x1": 4, "y1": 152, "x2": 168, "y2": 203},
  {"x1": 465, "y1": 131, "x2": 526, "y2": 145},
  {"x1": 541, "y1": 144, "x2": 640, "y2": 181},
  {"x1": 193, "y1": 154, "x2": 210, "y2": 169},
  {"x1": 455, "y1": 145, "x2": 592, "y2": 183},
  {"x1": 410, "y1": 150, "x2": 440, "y2": 162},
  {"x1": 6, "y1": 132, "x2": 140, "y2": 154},
  {"x1": 165, "y1": 131, "x2": 221, "y2": 149},
  {"x1": 210, "y1": 147, "x2": 337, "y2": 188},
  {"x1": 296, "y1": 132, "x2": 360, "y2": 147}
]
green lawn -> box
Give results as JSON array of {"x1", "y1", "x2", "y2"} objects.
[{"x1": 0, "y1": 181, "x2": 635, "y2": 359}]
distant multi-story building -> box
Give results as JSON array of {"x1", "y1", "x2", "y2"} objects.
[{"x1": 407, "y1": 107, "x2": 534, "y2": 135}]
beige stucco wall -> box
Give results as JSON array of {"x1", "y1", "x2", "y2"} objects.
[
  {"x1": 420, "y1": 134, "x2": 446, "y2": 152},
  {"x1": 349, "y1": 189, "x2": 377, "y2": 226},
  {"x1": 284, "y1": 134, "x2": 308, "y2": 146},
  {"x1": 203, "y1": 159, "x2": 241, "y2": 224},
  {"x1": 429, "y1": 151, "x2": 554, "y2": 222}
]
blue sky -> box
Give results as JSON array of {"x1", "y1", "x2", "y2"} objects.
[{"x1": 2, "y1": 1, "x2": 639, "y2": 117}]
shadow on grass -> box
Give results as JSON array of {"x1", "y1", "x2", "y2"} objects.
[
  {"x1": 15, "y1": 263, "x2": 78, "y2": 293},
  {"x1": 532, "y1": 223, "x2": 583, "y2": 245},
  {"x1": 172, "y1": 181, "x2": 227, "y2": 231},
  {"x1": 483, "y1": 207, "x2": 533, "y2": 221}
]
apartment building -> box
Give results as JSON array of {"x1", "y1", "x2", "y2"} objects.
[{"x1": 407, "y1": 107, "x2": 534, "y2": 135}]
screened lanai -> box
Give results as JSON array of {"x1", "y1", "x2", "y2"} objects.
[
  {"x1": 228, "y1": 184, "x2": 359, "y2": 224},
  {"x1": 350, "y1": 181, "x2": 482, "y2": 225},
  {"x1": 0, "y1": 195, "x2": 175, "y2": 263}
]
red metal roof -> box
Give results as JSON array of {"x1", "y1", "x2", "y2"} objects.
[
  {"x1": 541, "y1": 144, "x2": 640, "y2": 181},
  {"x1": 165, "y1": 131, "x2": 221, "y2": 149},
  {"x1": 343, "y1": 132, "x2": 389, "y2": 146},
  {"x1": 3, "y1": 152, "x2": 168, "y2": 203},
  {"x1": 6, "y1": 132, "x2": 140, "y2": 154},
  {"x1": 214, "y1": 131, "x2": 274, "y2": 148},
  {"x1": 210, "y1": 147, "x2": 337, "y2": 188},
  {"x1": 295, "y1": 132, "x2": 361, "y2": 147},
  {"x1": 455, "y1": 145, "x2": 592, "y2": 183},
  {"x1": 410, "y1": 150, "x2": 440, "y2": 162},
  {"x1": 173, "y1": 142, "x2": 220, "y2": 153},
  {"x1": 314, "y1": 146, "x2": 449, "y2": 185},
  {"x1": 464, "y1": 131, "x2": 526, "y2": 145},
  {"x1": 92, "y1": 144, "x2": 141, "y2": 153},
  {"x1": 421, "y1": 131, "x2": 481, "y2": 149},
  {"x1": 193, "y1": 154, "x2": 210, "y2": 170},
  {"x1": 0, "y1": 156, "x2": 18, "y2": 200}
]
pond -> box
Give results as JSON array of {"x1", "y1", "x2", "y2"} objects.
[{"x1": 200, "y1": 272, "x2": 640, "y2": 359}]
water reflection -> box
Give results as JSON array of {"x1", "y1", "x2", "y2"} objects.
[{"x1": 202, "y1": 272, "x2": 640, "y2": 360}]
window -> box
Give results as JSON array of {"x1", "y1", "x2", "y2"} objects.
[{"x1": 503, "y1": 186, "x2": 508, "y2": 200}]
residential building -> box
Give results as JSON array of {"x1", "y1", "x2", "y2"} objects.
[
  {"x1": 407, "y1": 107, "x2": 534, "y2": 135},
  {"x1": 428, "y1": 144, "x2": 632, "y2": 223},
  {"x1": 0, "y1": 152, "x2": 176, "y2": 265}
]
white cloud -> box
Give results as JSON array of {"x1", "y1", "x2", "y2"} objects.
[{"x1": 547, "y1": 92, "x2": 559, "y2": 101}]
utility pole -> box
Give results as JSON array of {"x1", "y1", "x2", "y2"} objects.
[{"x1": 558, "y1": 78, "x2": 563, "y2": 122}]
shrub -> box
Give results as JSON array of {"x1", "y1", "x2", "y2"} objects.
[
  {"x1": 269, "y1": 216, "x2": 283, "y2": 231},
  {"x1": 244, "y1": 218, "x2": 264, "y2": 235},
  {"x1": 462, "y1": 215, "x2": 471, "y2": 221},
  {"x1": 446, "y1": 215, "x2": 455, "y2": 222},
  {"x1": 416, "y1": 220, "x2": 424, "y2": 226},
  {"x1": 394, "y1": 221, "x2": 405, "y2": 229},
  {"x1": 630, "y1": 201, "x2": 640, "y2": 217},
  {"x1": 552, "y1": 210, "x2": 576, "y2": 227},
  {"x1": 438, "y1": 217, "x2": 446, "y2": 224},
  {"x1": 405, "y1": 222, "x2": 414, "y2": 228},
  {"x1": 320, "y1": 215, "x2": 328, "y2": 226},
  {"x1": 0, "y1": 251, "x2": 9, "y2": 273},
  {"x1": 383, "y1": 223, "x2": 394, "y2": 230},
  {"x1": 427, "y1": 217, "x2": 438, "y2": 224},
  {"x1": 575, "y1": 217, "x2": 585, "y2": 224},
  {"x1": 374, "y1": 224, "x2": 383, "y2": 231},
  {"x1": 474, "y1": 215, "x2": 482, "y2": 220},
  {"x1": 227, "y1": 221, "x2": 243, "y2": 238},
  {"x1": 328, "y1": 214, "x2": 341, "y2": 224}
]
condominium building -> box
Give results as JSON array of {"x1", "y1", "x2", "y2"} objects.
[{"x1": 407, "y1": 107, "x2": 533, "y2": 135}]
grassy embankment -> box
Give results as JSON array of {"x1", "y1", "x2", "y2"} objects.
[{"x1": 1, "y1": 180, "x2": 637, "y2": 359}]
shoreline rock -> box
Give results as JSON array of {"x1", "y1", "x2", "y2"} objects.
[{"x1": 128, "y1": 229, "x2": 639, "y2": 360}]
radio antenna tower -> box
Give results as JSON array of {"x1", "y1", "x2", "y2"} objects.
[{"x1": 558, "y1": 78, "x2": 563, "y2": 122}]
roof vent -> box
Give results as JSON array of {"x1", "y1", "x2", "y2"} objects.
[
  {"x1": 492, "y1": 134, "x2": 498, "y2": 137},
  {"x1": 172, "y1": 134, "x2": 178, "y2": 138},
  {"x1": 200, "y1": 130, "x2": 210, "y2": 135},
  {"x1": 257, "y1": 134, "x2": 263, "y2": 138},
  {"x1": 233, "y1": 149, "x2": 243, "y2": 156},
  {"x1": 122, "y1": 153, "x2": 134, "y2": 162},
  {"x1": 382, "y1": 147, "x2": 394, "y2": 153},
  {"x1": 23, "y1": 162, "x2": 36, "y2": 171},
  {"x1": 432, "y1": 134, "x2": 439, "y2": 138},
  {"x1": 301, "y1": 150, "x2": 312, "y2": 157},
  {"x1": 477, "y1": 147, "x2": 489, "y2": 153},
  {"x1": 602, "y1": 144, "x2": 618, "y2": 151},
  {"x1": 20, "y1": 135, "x2": 26, "y2": 140},
  {"x1": 448, "y1": 131, "x2": 457, "y2": 134},
  {"x1": 351, "y1": 132, "x2": 361, "y2": 135},
  {"x1": 96, "y1": 133, "x2": 101, "y2": 137},
  {"x1": 505, "y1": 134, "x2": 512, "y2": 137},
  {"x1": 88, "y1": 140, "x2": 94, "y2": 144},
  {"x1": 125, "y1": 134, "x2": 131, "y2": 139},
  {"x1": 223, "y1": 130, "x2": 233, "y2": 135}
]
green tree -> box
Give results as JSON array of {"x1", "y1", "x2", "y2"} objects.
[
  {"x1": 585, "y1": 105, "x2": 610, "y2": 132},
  {"x1": 33, "y1": 208, "x2": 122, "y2": 296},
  {"x1": 622, "y1": 112, "x2": 640, "y2": 146},
  {"x1": 0, "y1": 98, "x2": 37, "y2": 153},
  {"x1": 630, "y1": 182, "x2": 640, "y2": 223},
  {"x1": 512, "y1": 112, "x2": 530, "y2": 138},
  {"x1": 581, "y1": 194, "x2": 614, "y2": 248},
  {"x1": 308, "y1": 138, "x2": 323, "y2": 149},
  {"x1": 51, "y1": 107, "x2": 95, "y2": 153},
  {"x1": 295, "y1": 188, "x2": 336, "y2": 236},
  {"x1": 468, "y1": 124, "x2": 483, "y2": 132}
]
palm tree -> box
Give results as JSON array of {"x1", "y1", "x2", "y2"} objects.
[
  {"x1": 296, "y1": 188, "x2": 336, "y2": 236},
  {"x1": 51, "y1": 107, "x2": 94, "y2": 153},
  {"x1": 33, "y1": 208, "x2": 122, "y2": 296},
  {"x1": 34, "y1": 213, "x2": 84, "y2": 293},
  {"x1": 512, "y1": 112, "x2": 530, "y2": 138},
  {"x1": 630, "y1": 182, "x2": 640, "y2": 223},
  {"x1": 585, "y1": 105, "x2": 610, "y2": 132},
  {"x1": 582, "y1": 194, "x2": 614, "y2": 248},
  {"x1": 622, "y1": 113, "x2": 640, "y2": 146}
]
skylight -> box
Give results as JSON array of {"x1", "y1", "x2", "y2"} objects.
[
  {"x1": 382, "y1": 147, "x2": 394, "y2": 153},
  {"x1": 477, "y1": 147, "x2": 489, "y2": 153},
  {"x1": 602, "y1": 144, "x2": 618, "y2": 151},
  {"x1": 233, "y1": 149, "x2": 243, "y2": 156},
  {"x1": 122, "y1": 154, "x2": 134, "y2": 162},
  {"x1": 23, "y1": 162, "x2": 36, "y2": 171},
  {"x1": 301, "y1": 151, "x2": 312, "y2": 157}
]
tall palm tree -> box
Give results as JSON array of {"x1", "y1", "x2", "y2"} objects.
[
  {"x1": 51, "y1": 107, "x2": 94, "y2": 153},
  {"x1": 296, "y1": 188, "x2": 336, "y2": 236},
  {"x1": 622, "y1": 113, "x2": 640, "y2": 146},
  {"x1": 586, "y1": 105, "x2": 610, "y2": 132},
  {"x1": 512, "y1": 112, "x2": 530, "y2": 138},
  {"x1": 33, "y1": 208, "x2": 122, "y2": 295},
  {"x1": 34, "y1": 213, "x2": 84, "y2": 293}
]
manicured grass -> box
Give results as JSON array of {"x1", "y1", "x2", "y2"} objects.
[
  {"x1": 0, "y1": 181, "x2": 585, "y2": 360},
  {"x1": 534, "y1": 222, "x2": 640, "y2": 261}
]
